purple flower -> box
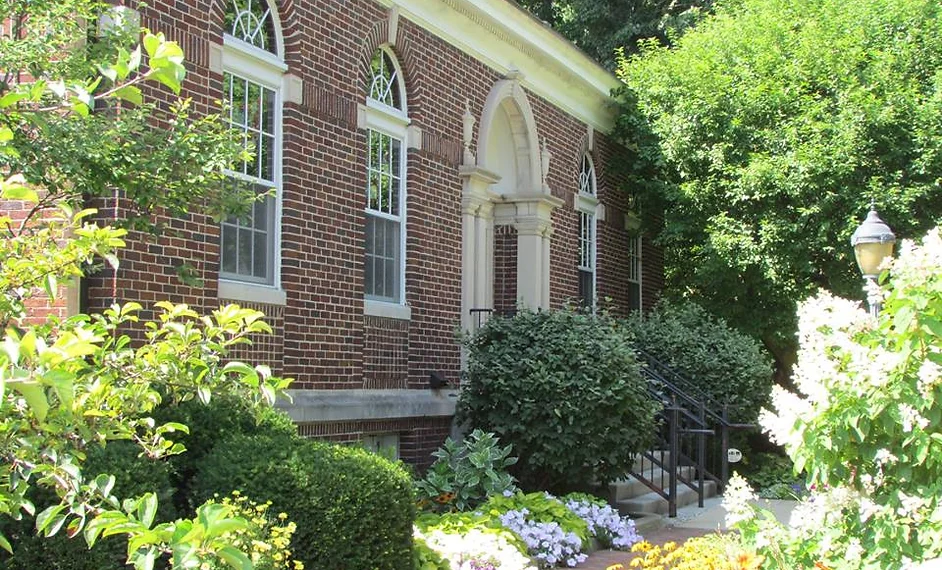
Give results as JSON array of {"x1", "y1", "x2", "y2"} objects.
[
  {"x1": 498, "y1": 509, "x2": 584, "y2": 569},
  {"x1": 563, "y1": 498, "x2": 642, "y2": 550}
]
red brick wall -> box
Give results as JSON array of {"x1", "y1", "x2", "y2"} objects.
[
  {"x1": 4, "y1": 197, "x2": 75, "y2": 326},
  {"x1": 297, "y1": 416, "x2": 452, "y2": 472},
  {"x1": 72, "y1": 0, "x2": 663, "y2": 467}
]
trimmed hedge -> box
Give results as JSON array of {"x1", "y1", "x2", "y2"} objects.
[
  {"x1": 151, "y1": 395, "x2": 297, "y2": 512},
  {"x1": 457, "y1": 308, "x2": 659, "y2": 492},
  {"x1": 192, "y1": 433, "x2": 416, "y2": 570}
]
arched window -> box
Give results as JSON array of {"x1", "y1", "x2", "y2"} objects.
[
  {"x1": 363, "y1": 48, "x2": 408, "y2": 310},
  {"x1": 224, "y1": 0, "x2": 277, "y2": 54},
  {"x1": 576, "y1": 155, "x2": 597, "y2": 309},
  {"x1": 218, "y1": 0, "x2": 285, "y2": 298}
]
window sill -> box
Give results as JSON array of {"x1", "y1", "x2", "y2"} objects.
[
  {"x1": 218, "y1": 280, "x2": 287, "y2": 306},
  {"x1": 364, "y1": 299, "x2": 411, "y2": 320}
]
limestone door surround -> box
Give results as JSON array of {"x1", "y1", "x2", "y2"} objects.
[{"x1": 459, "y1": 72, "x2": 563, "y2": 332}]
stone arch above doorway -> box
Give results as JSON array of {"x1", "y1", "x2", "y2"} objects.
[{"x1": 476, "y1": 72, "x2": 543, "y2": 196}]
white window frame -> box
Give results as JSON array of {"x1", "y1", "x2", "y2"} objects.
[
  {"x1": 363, "y1": 47, "x2": 409, "y2": 318},
  {"x1": 576, "y1": 155, "x2": 599, "y2": 310},
  {"x1": 217, "y1": 27, "x2": 288, "y2": 305},
  {"x1": 627, "y1": 234, "x2": 643, "y2": 311}
]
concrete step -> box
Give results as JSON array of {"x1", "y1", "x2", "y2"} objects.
[
  {"x1": 630, "y1": 512, "x2": 664, "y2": 536},
  {"x1": 629, "y1": 451, "x2": 673, "y2": 472},
  {"x1": 608, "y1": 465, "x2": 697, "y2": 502},
  {"x1": 615, "y1": 480, "x2": 718, "y2": 516}
]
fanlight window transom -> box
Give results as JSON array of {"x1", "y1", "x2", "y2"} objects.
[
  {"x1": 579, "y1": 155, "x2": 596, "y2": 196},
  {"x1": 225, "y1": 0, "x2": 277, "y2": 54},
  {"x1": 368, "y1": 50, "x2": 403, "y2": 110}
]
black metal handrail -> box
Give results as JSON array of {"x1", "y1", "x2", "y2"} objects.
[{"x1": 628, "y1": 351, "x2": 756, "y2": 517}]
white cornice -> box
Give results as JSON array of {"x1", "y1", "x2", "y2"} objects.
[{"x1": 376, "y1": 0, "x2": 622, "y2": 133}]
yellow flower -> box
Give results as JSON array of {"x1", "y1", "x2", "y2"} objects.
[{"x1": 607, "y1": 565, "x2": 625, "y2": 570}]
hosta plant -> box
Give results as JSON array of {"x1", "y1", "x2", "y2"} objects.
[{"x1": 415, "y1": 430, "x2": 518, "y2": 512}]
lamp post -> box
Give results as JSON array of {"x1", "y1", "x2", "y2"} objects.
[{"x1": 850, "y1": 207, "x2": 896, "y2": 317}]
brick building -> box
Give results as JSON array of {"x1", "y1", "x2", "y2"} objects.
[{"x1": 78, "y1": 0, "x2": 663, "y2": 468}]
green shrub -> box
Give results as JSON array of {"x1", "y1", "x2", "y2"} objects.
[
  {"x1": 151, "y1": 395, "x2": 297, "y2": 511},
  {"x1": 624, "y1": 300, "x2": 774, "y2": 422},
  {"x1": 0, "y1": 441, "x2": 175, "y2": 570},
  {"x1": 415, "y1": 429, "x2": 518, "y2": 512},
  {"x1": 192, "y1": 434, "x2": 415, "y2": 570},
  {"x1": 457, "y1": 308, "x2": 659, "y2": 492}
]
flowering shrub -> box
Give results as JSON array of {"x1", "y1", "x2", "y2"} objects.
[
  {"x1": 201, "y1": 492, "x2": 303, "y2": 570},
  {"x1": 415, "y1": 527, "x2": 536, "y2": 570},
  {"x1": 727, "y1": 226, "x2": 942, "y2": 568},
  {"x1": 624, "y1": 534, "x2": 763, "y2": 569},
  {"x1": 563, "y1": 494, "x2": 642, "y2": 550}
]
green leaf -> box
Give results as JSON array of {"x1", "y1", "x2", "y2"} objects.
[
  {"x1": 43, "y1": 273, "x2": 58, "y2": 301},
  {"x1": 114, "y1": 86, "x2": 143, "y2": 105},
  {"x1": 218, "y1": 546, "x2": 252, "y2": 570},
  {"x1": 138, "y1": 493, "x2": 158, "y2": 528},
  {"x1": 0, "y1": 92, "x2": 28, "y2": 108},
  {"x1": 36, "y1": 504, "x2": 67, "y2": 536},
  {"x1": 0, "y1": 533, "x2": 10, "y2": 554},
  {"x1": 197, "y1": 386, "x2": 211, "y2": 405},
  {"x1": 129, "y1": 46, "x2": 142, "y2": 71},
  {"x1": 142, "y1": 33, "x2": 161, "y2": 58},
  {"x1": 10, "y1": 379, "x2": 49, "y2": 422},
  {"x1": 1, "y1": 182, "x2": 39, "y2": 203},
  {"x1": 97, "y1": 65, "x2": 118, "y2": 83}
]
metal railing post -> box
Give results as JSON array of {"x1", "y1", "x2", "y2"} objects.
[
  {"x1": 721, "y1": 404, "x2": 730, "y2": 490},
  {"x1": 697, "y1": 400, "x2": 706, "y2": 507},
  {"x1": 668, "y1": 404, "x2": 679, "y2": 518}
]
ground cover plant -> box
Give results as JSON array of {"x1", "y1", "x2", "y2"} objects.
[
  {"x1": 726, "y1": 226, "x2": 942, "y2": 568},
  {"x1": 458, "y1": 309, "x2": 659, "y2": 492},
  {"x1": 414, "y1": 436, "x2": 643, "y2": 569}
]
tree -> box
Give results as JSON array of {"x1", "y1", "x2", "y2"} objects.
[
  {"x1": 515, "y1": 0, "x2": 712, "y2": 69},
  {"x1": 615, "y1": 0, "x2": 942, "y2": 377},
  {"x1": 0, "y1": 0, "x2": 291, "y2": 567}
]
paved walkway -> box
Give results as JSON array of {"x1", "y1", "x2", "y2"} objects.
[{"x1": 577, "y1": 497, "x2": 797, "y2": 570}]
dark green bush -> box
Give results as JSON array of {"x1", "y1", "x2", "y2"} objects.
[
  {"x1": 192, "y1": 434, "x2": 416, "y2": 570},
  {"x1": 151, "y1": 395, "x2": 297, "y2": 511},
  {"x1": 0, "y1": 441, "x2": 175, "y2": 570},
  {"x1": 624, "y1": 300, "x2": 774, "y2": 422},
  {"x1": 457, "y1": 308, "x2": 659, "y2": 492}
]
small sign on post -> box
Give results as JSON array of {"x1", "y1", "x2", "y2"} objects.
[{"x1": 727, "y1": 448, "x2": 743, "y2": 463}]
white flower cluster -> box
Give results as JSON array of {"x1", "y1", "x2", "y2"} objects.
[{"x1": 416, "y1": 527, "x2": 537, "y2": 570}]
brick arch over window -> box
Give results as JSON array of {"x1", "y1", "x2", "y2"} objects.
[{"x1": 358, "y1": 14, "x2": 422, "y2": 119}]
